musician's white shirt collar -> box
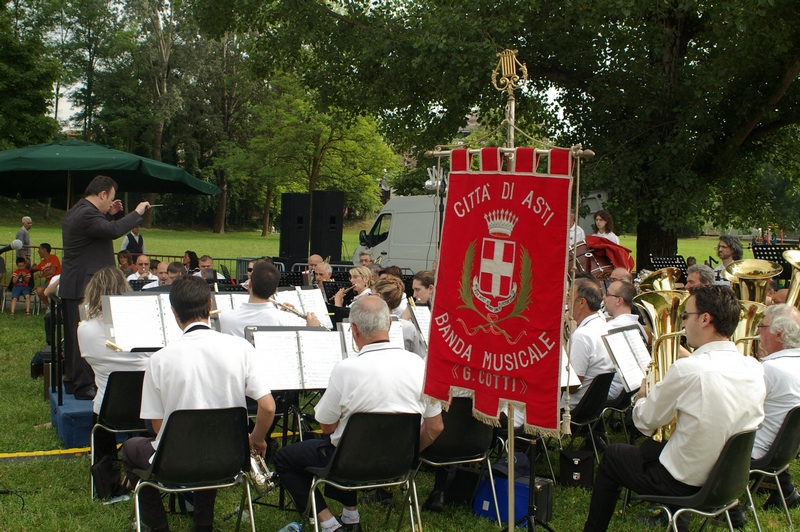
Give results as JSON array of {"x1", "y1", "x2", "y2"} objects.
[{"x1": 182, "y1": 320, "x2": 211, "y2": 334}]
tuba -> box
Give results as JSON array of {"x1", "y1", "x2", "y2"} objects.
[
  {"x1": 732, "y1": 301, "x2": 767, "y2": 358},
  {"x1": 783, "y1": 250, "x2": 800, "y2": 311},
  {"x1": 721, "y1": 259, "x2": 783, "y2": 303},
  {"x1": 638, "y1": 267, "x2": 680, "y2": 292},
  {"x1": 633, "y1": 290, "x2": 690, "y2": 442}
]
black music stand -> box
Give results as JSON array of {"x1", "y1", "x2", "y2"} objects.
[
  {"x1": 279, "y1": 271, "x2": 304, "y2": 287},
  {"x1": 648, "y1": 255, "x2": 688, "y2": 283},
  {"x1": 752, "y1": 244, "x2": 797, "y2": 283}
]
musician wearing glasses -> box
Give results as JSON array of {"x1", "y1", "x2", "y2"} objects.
[
  {"x1": 604, "y1": 281, "x2": 648, "y2": 343},
  {"x1": 273, "y1": 296, "x2": 443, "y2": 532},
  {"x1": 122, "y1": 276, "x2": 276, "y2": 532},
  {"x1": 565, "y1": 278, "x2": 623, "y2": 409},
  {"x1": 219, "y1": 261, "x2": 319, "y2": 337},
  {"x1": 582, "y1": 286, "x2": 766, "y2": 532},
  {"x1": 752, "y1": 304, "x2": 800, "y2": 510}
]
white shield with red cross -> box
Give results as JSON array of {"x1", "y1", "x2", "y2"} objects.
[{"x1": 478, "y1": 237, "x2": 516, "y2": 301}]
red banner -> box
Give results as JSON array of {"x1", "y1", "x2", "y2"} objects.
[{"x1": 424, "y1": 148, "x2": 572, "y2": 434}]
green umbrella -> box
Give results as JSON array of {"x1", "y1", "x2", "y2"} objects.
[{"x1": 0, "y1": 140, "x2": 220, "y2": 200}]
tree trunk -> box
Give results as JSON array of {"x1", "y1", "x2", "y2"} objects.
[
  {"x1": 635, "y1": 219, "x2": 678, "y2": 272},
  {"x1": 261, "y1": 185, "x2": 274, "y2": 236},
  {"x1": 45, "y1": 198, "x2": 51, "y2": 220},
  {"x1": 214, "y1": 169, "x2": 228, "y2": 234}
]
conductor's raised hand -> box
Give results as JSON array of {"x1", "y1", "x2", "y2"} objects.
[
  {"x1": 134, "y1": 201, "x2": 151, "y2": 216},
  {"x1": 108, "y1": 199, "x2": 124, "y2": 216}
]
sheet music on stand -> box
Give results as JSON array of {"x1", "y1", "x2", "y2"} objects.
[
  {"x1": 296, "y1": 286, "x2": 334, "y2": 330},
  {"x1": 408, "y1": 304, "x2": 432, "y2": 347},
  {"x1": 560, "y1": 348, "x2": 581, "y2": 388},
  {"x1": 246, "y1": 326, "x2": 344, "y2": 390},
  {"x1": 337, "y1": 317, "x2": 406, "y2": 358},
  {"x1": 602, "y1": 325, "x2": 652, "y2": 393},
  {"x1": 212, "y1": 293, "x2": 235, "y2": 313},
  {"x1": 102, "y1": 294, "x2": 183, "y2": 351}
]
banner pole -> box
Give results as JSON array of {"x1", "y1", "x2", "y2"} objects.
[{"x1": 507, "y1": 403, "x2": 515, "y2": 532}]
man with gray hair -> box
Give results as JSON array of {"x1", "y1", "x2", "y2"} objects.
[
  {"x1": 358, "y1": 250, "x2": 374, "y2": 266},
  {"x1": 753, "y1": 304, "x2": 800, "y2": 510},
  {"x1": 684, "y1": 264, "x2": 714, "y2": 292},
  {"x1": 274, "y1": 296, "x2": 443, "y2": 532},
  {"x1": 16, "y1": 216, "x2": 32, "y2": 265}
]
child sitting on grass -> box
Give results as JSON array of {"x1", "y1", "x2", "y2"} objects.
[{"x1": 10, "y1": 257, "x2": 31, "y2": 316}]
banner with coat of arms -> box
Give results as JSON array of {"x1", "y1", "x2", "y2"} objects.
[{"x1": 423, "y1": 147, "x2": 572, "y2": 435}]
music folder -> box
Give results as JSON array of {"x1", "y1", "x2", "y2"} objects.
[
  {"x1": 102, "y1": 293, "x2": 184, "y2": 351},
  {"x1": 408, "y1": 303, "x2": 432, "y2": 348},
  {"x1": 245, "y1": 326, "x2": 344, "y2": 390},
  {"x1": 602, "y1": 325, "x2": 652, "y2": 393},
  {"x1": 337, "y1": 317, "x2": 406, "y2": 358}
]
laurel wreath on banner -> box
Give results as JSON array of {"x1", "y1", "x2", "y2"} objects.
[{"x1": 458, "y1": 241, "x2": 532, "y2": 342}]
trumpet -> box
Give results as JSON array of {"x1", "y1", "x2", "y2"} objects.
[{"x1": 328, "y1": 285, "x2": 355, "y2": 302}]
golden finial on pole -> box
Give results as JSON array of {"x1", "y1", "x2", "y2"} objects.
[{"x1": 492, "y1": 49, "x2": 528, "y2": 150}]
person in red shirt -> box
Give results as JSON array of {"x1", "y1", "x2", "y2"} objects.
[
  {"x1": 10, "y1": 257, "x2": 31, "y2": 316},
  {"x1": 31, "y1": 243, "x2": 61, "y2": 309}
]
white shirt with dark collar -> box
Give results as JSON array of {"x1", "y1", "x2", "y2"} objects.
[
  {"x1": 633, "y1": 340, "x2": 765, "y2": 486},
  {"x1": 753, "y1": 347, "x2": 800, "y2": 459}
]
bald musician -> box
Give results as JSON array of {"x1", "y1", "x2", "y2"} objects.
[
  {"x1": 219, "y1": 261, "x2": 319, "y2": 337},
  {"x1": 583, "y1": 285, "x2": 766, "y2": 531},
  {"x1": 274, "y1": 296, "x2": 443, "y2": 532}
]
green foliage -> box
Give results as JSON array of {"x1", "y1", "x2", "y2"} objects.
[{"x1": 0, "y1": 8, "x2": 59, "y2": 149}]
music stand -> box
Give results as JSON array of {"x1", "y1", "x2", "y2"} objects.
[
  {"x1": 752, "y1": 245, "x2": 797, "y2": 283},
  {"x1": 279, "y1": 271, "x2": 304, "y2": 287},
  {"x1": 648, "y1": 255, "x2": 688, "y2": 283}
]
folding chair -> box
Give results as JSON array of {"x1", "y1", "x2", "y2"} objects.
[
  {"x1": 602, "y1": 389, "x2": 637, "y2": 444},
  {"x1": 746, "y1": 406, "x2": 800, "y2": 532},
  {"x1": 306, "y1": 412, "x2": 422, "y2": 532},
  {"x1": 629, "y1": 429, "x2": 757, "y2": 532},
  {"x1": 559, "y1": 372, "x2": 616, "y2": 464},
  {"x1": 131, "y1": 407, "x2": 255, "y2": 532},
  {"x1": 414, "y1": 397, "x2": 501, "y2": 524},
  {"x1": 90, "y1": 370, "x2": 146, "y2": 499}
]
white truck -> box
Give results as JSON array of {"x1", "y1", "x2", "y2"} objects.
[{"x1": 353, "y1": 195, "x2": 442, "y2": 272}]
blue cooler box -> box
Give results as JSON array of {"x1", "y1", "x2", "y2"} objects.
[{"x1": 473, "y1": 477, "x2": 553, "y2": 524}]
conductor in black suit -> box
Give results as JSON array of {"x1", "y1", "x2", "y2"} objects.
[{"x1": 60, "y1": 175, "x2": 150, "y2": 399}]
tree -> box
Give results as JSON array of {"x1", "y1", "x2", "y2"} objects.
[
  {"x1": 191, "y1": 0, "x2": 800, "y2": 269},
  {"x1": 0, "y1": 5, "x2": 59, "y2": 149}
]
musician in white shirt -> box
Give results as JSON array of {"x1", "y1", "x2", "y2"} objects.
[
  {"x1": 583, "y1": 286, "x2": 765, "y2": 531},
  {"x1": 218, "y1": 261, "x2": 319, "y2": 337}
]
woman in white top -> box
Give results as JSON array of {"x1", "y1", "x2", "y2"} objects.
[
  {"x1": 593, "y1": 209, "x2": 620, "y2": 245},
  {"x1": 333, "y1": 265, "x2": 374, "y2": 307},
  {"x1": 373, "y1": 275, "x2": 425, "y2": 357},
  {"x1": 78, "y1": 267, "x2": 152, "y2": 489}
]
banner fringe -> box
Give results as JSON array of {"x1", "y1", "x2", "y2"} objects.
[
  {"x1": 522, "y1": 424, "x2": 560, "y2": 440},
  {"x1": 473, "y1": 409, "x2": 501, "y2": 428}
]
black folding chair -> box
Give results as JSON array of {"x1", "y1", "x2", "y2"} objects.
[
  {"x1": 746, "y1": 406, "x2": 800, "y2": 532},
  {"x1": 306, "y1": 412, "x2": 422, "y2": 532},
  {"x1": 414, "y1": 397, "x2": 501, "y2": 524},
  {"x1": 629, "y1": 429, "x2": 757, "y2": 532},
  {"x1": 90, "y1": 370, "x2": 146, "y2": 500},
  {"x1": 560, "y1": 372, "x2": 616, "y2": 464},
  {"x1": 131, "y1": 407, "x2": 255, "y2": 532},
  {"x1": 602, "y1": 389, "x2": 637, "y2": 444}
]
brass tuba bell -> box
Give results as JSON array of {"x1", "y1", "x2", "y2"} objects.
[
  {"x1": 732, "y1": 301, "x2": 766, "y2": 358},
  {"x1": 722, "y1": 259, "x2": 783, "y2": 304},
  {"x1": 783, "y1": 250, "x2": 800, "y2": 311},
  {"x1": 638, "y1": 267, "x2": 680, "y2": 292}
]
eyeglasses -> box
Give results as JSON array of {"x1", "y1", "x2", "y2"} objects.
[
  {"x1": 247, "y1": 268, "x2": 254, "y2": 272},
  {"x1": 680, "y1": 311, "x2": 703, "y2": 321},
  {"x1": 605, "y1": 293, "x2": 621, "y2": 298},
  {"x1": 757, "y1": 324, "x2": 771, "y2": 330}
]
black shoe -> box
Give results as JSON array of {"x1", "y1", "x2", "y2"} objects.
[
  {"x1": 339, "y1": 522, "x2": 363, "y2": 532},
  {"x1": 422, "y1": 490, "x2": 445, "y2": 512},
  {"x1": 714, "y1": 506, "x2": 747, "y2": 530},
  {"x1": 358, "y1": 490, "x2": 392, "y2": 506},
  {"x1": 763, "y1": 488, "x2": 800, "y2": 510},
  {"x1": 634, "y1": 511, "x2": 669, "y2": 527}
]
